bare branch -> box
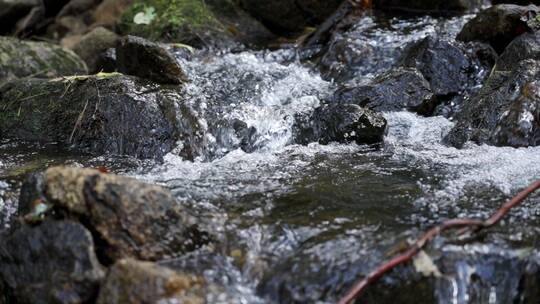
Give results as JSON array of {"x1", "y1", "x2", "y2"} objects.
[{"x1": 338, "y1": 179, "x2": 540, "y2": 304}]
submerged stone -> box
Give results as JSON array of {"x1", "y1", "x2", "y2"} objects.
[
  {"x1": 97, "y1": 259, "x2": 205, "y2": 304},
  {"x1": 332, "y1": 68, "x2": 437, "y2": 115},
  {"x1": 457, "y1": 4, "x2": 540, "y2": 53},
  {"x1": 446, "y1": 59, "x2": 540, "y2": 148},
  {"x1": 0, "y1": 74, "x2": 195, "y2": 159},
  {"x1": 39, "y1": 166, "x2": 211, "y2": 262},
  {"x1": 0, "y1": 220, "x2": 105, "y2": 304},
  {"x1": 293, "y1": 104, "x2": 387, "y2": 146},
  {"x1": 116, "y1": 35, "x2": 188, "y2": 84},
  {"x1": 0, "y1": 36, "x2": 87, "y2": 83}
]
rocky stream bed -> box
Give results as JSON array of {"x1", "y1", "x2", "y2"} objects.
[{"x1": 2, "y1": 0, "x2": 540, "y2": 303}]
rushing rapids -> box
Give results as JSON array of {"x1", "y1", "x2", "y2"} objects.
[{"x1": 2, "y1": 6, "x2": 540, "y2": 304}]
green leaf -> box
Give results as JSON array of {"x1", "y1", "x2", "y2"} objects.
[{"x1": 134, "y1": 6, "x2": 157, "y2": 25}]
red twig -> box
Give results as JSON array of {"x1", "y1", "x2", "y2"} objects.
[{"x1": 338, "y1": 179, "x2": 540, "y2": 304}]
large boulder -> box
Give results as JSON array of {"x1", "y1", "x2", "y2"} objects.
[
  {"x1": 497, "y1": 31, "x2": 540, "y2": 71},
  {"x1": 33, "y1": 166, "x2": 211, "y2": 262},
  {"x1": 398, "y1": 37, "x2": 496, "y2": 98},
  {"x1": 457, "y1": 4, "x2": 540, "y2": 53},
  {"x1": 120, "y1": 0, "x2": 275, "y2": 48},
  {"x1": 332, "y1": 68, "x2": 437, "y2": 115},
  {"x1": 238, "y1": 0, "x2": 343, "y2": 34},
  {"x1": 0, "y1": 220, "x2": 105, "y2": 304},
  {"x1": 97, "y1": 259, "x2": 206, "y2": 304},
  {"x1": 0, "y1": 74, "x2": 197, "y2": 159},
  {"x1": 0, "y1": 36, "x2": 87, "y2": 83},
  {"x1": 373, "y1": 0, "x2": 483, "y2": 14},
  {"x1": 116, "y1": 35, "x2": 188, "y2": 84},
  {"x1": 293, "y1": 104, "x2": 387, "y2": 146},
  {"x1": 445, "y1": 59, "x2": 540, "y2": 148}
]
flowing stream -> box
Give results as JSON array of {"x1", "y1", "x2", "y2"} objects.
[{"x1": 2, "y1": 10, "x2": 540, "y2": 304}]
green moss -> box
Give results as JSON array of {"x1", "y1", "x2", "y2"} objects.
[
  {"x1": 528, "y1": 14, "x2": 540, "y2": 31},
  {"x1": 4, "y1": 159, "x2": 49, "y2": 178},
  {"x1": 120, "y1": 0, "x2": 225, "y2": 43}
]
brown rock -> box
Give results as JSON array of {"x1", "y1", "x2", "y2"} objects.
[
  {"x1": 43, "y1": 166, "x2": 211, "y2": 262},
  {"x1": 97, "y1": 259, "x2": 205, "y2": 304},
  {"x1": 92, "y1": 0, "x2": 133, "y2": 28}
]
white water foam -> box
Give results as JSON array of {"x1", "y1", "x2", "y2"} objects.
[{"x1": 385, "y1": 111, "x2": 540, "y2": 203}]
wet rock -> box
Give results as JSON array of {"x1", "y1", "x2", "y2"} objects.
[
  {"x1": 212, "y1": 118, "x2": 257, "y2": 157},
  {"x1": 72, "y1": 27, "x2": 119, "y2": 74},
  {"x1": 497, "y1": 31, "x2": 540, "y2": 71},
  {"x1": 318, "y1": 34, "x2": 376, "y2": 82},
  {"x1": 97, "y1": 259, "x2": 205, "y2": 304},
  {"x1": 0, "y1": 220, "x2": 105, "y2": 304},
  {"x1": 238, "y1": 0, "x2": 343, "y2": 34},
  {"x1": 373, "y1": 0, "x2": 483, "y2": 14},
  {"x1": 204, "y1": 0, "x2": 277, "y2": 47},
  {"x1": 293, "y1": 104, "x2": 387, "y2": 146},
  {"x1": 399, "y1": 36, "x2": 496, "y2": 97},
  {"x1": 445, "y1": 59, "x2": 540, "y2": 148},
  {"x1": 0, "y1": 36, "x2": 87, "y2": 83},
  {"x1": 0, "y1": 0, "x2": 41, "y2": 34},
  {"x1": 120, "y1": 0, "x2": 274, "y2": 49},
  {"x1": 259, "y1": 244, "x2": 540, "y2": 303},
  {"x1": 116, "y1": 35, "x2": 187, "y2": 84},
  {"x1": 94, "y1": 48, "x2": 118, "y2": 73},
  {"x1": 332, "y1": 68, "x2": 437, "y2": 115},
  {"x1": 0, "y1": 74, "x2": 195, "y2": 159},
  {"x1": 457, "y1": 4, "x2": 540, "y2": 53},
  {"x1": 41, "y1": 166, "x2": 210, "y2": 262}
]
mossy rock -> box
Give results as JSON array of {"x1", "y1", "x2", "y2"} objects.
[
  {"x1": 120, "y1": 0, "x2": 274, "y2": 48},
  {"x1": 0, "y1": 74, "x2": 201, "y2": 159},
  {"x1": 0, "y1": 36, "x2": 87, "y2": 83}
]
